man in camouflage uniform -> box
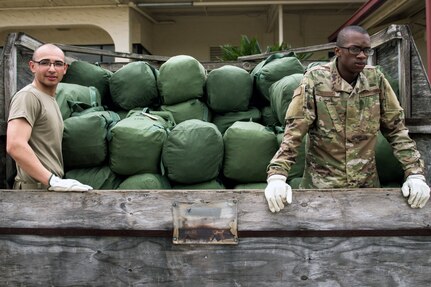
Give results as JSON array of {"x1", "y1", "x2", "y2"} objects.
[{"x1": 264, "y1": 25, "x2": 430, "y2": 212}]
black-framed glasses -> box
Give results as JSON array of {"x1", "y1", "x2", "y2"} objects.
[
  {"x1": 338, "y1": 46, "x2": 374, "y2": 56},
  {"x1": 33, "y1": 59, "x2": 66, "y2": 68}
]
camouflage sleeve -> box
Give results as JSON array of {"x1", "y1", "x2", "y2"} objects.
[
  {"x1": 267, "y1": 76, "x2": 316, "y2": 178},
  {"x1": 379, "y1": 74, "x2": 424, "y2": 178}
]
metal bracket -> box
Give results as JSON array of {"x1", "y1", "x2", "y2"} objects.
[{"x1": 172, "y1": 200, "x2": 238, "y2": 245}]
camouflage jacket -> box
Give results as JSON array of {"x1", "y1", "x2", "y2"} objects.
[{"x1": 267, "y1": 58, "x2": 424, "y2": 188}]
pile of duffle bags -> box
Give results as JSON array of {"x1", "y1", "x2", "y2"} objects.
[{"x1": 58, "y1": 53, "x2": 404, "y2": 190}]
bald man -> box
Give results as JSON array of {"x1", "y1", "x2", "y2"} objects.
[{"x1": 6, "y1": 43, "x2": 92, "y2": 191}]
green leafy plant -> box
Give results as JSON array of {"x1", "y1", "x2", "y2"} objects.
[
  {"x1": 219, "y1": 35, "x2": 262, "y2": 61},
  {"x1": 219, "y1": 35, "x2": 313, "y2": 61},
  {"x1": 265, "y1": 42, "x2": 290, "y2": 53}
]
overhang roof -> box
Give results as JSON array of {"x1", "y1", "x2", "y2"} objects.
[
  {"x1": 0, "y1": 0, "x2": 366, "y2": 19},
  {"x1": 329, "y1": 0, "x2": 425, "y2": 41}
]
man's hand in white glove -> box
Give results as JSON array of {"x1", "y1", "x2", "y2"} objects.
[
  {"x1": 48, "y1": 174, "x2": 93, "y2": 192},
  {"x1": 401, "y1": 174, "x2": 430, "y2": 208},
  {"x1": 264, "y1": 174, "x2": 292, "y2": 213}
]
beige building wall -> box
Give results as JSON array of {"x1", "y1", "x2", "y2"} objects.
[
  {"x1": 0, "y1": 7, "x2": 132, "y2": 53},
  {"x1": 1, "y1": 5, "x2": 414, "y2": 63},
  {"x1": 151, "y1": 13, "x2": 352, "y2": 61}
]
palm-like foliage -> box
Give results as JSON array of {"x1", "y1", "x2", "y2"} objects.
[
  {"x1": 219, "y1": 35, "x2": 313, "y2": 61},
  {"x1": 219, "y1": 35, "x2": 261, "y2": 61}
]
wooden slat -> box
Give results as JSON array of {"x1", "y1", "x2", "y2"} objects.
[
  {"x1": 0, "y1": 120, "x2": 5, "y2": 136},
  {"x1": 55, "y1": 43, "x2": 171, "y2": 62},
  {"x1": 410, "y1": 30, "x2": 431, "y2": 118},
  {"x1": 3, "y1": 33, "x2": 18, "y2": 190},
  {"x1": 12, "y1": 32, "x2": 170, "y2": 63},
  {"x1": 238, "y1": 24, "x2": 406, "y2": 62},
  {"x1": 368, "y1": 24, "x2": 404, "y2": 48},
  {"x1": 398, "y1": 25, "x2": 412, "y2": 117},
  {"x1": 0, "y1": 188, "x2": 430, "y2": 235},
  {"x1": 1, "y1": 235, "x2": 431, "y2": 286}
]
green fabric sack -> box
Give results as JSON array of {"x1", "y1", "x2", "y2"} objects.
[
  {"x1": 109, "y1": 61, "x2": 159, "y2": 110},
  {"x1": 288, "y1": 177, "x2": 302, "y2": 189},
  {"x1": 109, "y1": 113, "x2": 172, "y2": 175},
  {"x1": 270, "y1": 73, "x2": 303, "y2": 125},
  {"x1": 223, "y1": 121, "x2": 278, "y2": 183},
  {"x1": 162, "y1": 119, "x2": 224, "y2": 184},
  {"x1": 261, "y1": 105, "x2": 280, "y2": 127},
  {"x1": 173, "y1": 179, "x2": 225, "y2": 190},
  {"x1": 61, "y1": 60, "x2": 113, "y2": 108},
  {"x1": 65, "y1": 165, "x2": 123, "y2": 190},
  {"x1": 375, "y1": 132, "x2": 404, "y2": 185},
  {"x1": 234, "y1": 182, "x2": 266, "y2": 189},
  {"x1": 206, "y1": 65, "x2": 252, "y2": 113},
  {"x1": 126, "y1": 109, "x2": 176, "y2": 130},
  {"x1": 212, "y1": 107, "x2": 261, "y2": 134},
  {"x1": 157, "y1": 55, "x2": 206, "y2": 105},
  {"x1": 276, "y1": 131, "x2": 307, "y2": 181},
  {"x1": 63, "y1": 111, "x2": 120, "y2": 170},
  {"x1": 160, "y1": 99, "x2": 210, "y2": 124},
  {"x1": 56, "y1": 82, "x2": 101, "y2": 120},
  {"x1": 118, "y1": 173, "x2": 171, "y2": 190},
  {"x1": 251, "y1": 53, "x2": 305, "y2": 101}
]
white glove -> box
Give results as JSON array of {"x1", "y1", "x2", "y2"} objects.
[
  {"x1": 401, "y1": 174, "x2": 430, "y2": 208},
  {"x1": 264, "y1": 174, "x2": 292, "y2": 213},
  {"x1": 48, "y1": 174, "x2": 93, "y2": 192}
]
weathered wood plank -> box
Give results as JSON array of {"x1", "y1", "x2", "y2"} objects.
[
  {"x1": 1, "y1": 189, "x2": 430, "y2": 234},
  {"x1": 411, "y1": 36, "x2": 431, "y2": 118},
  {"x1": 398, "y1": 25, "x2": 412, "y2": 117},
  {"x1": 237, "y1": 24, "x2": 405, "y2": 62},
  {"x1": 238, "y1": 42, "x2": 337, "y2": 61},
  {"x1": 368, "y1": 24, "x2": 404, "y2": 48},
  {"x1": 1, "y1": 235, "x2": 430, "y2": 286}
]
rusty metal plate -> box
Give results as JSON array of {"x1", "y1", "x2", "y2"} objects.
[{"x1": 172, "y1": 200, "x2": 238, "y2": 245}]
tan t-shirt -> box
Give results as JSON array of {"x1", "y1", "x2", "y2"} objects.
[{"x1": 8, "y1": 84, "x2": 64, "y2": 184}]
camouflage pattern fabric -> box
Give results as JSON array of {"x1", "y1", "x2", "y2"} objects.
[{"x1": 267, "y1": 58, "x2": 424, "y2": 188}]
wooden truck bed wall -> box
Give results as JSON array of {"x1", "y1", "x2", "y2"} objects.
[{"x1": 1, "y1": 25, "x2": 431, "y2": 286}]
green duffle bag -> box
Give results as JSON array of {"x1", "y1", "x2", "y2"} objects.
[
  {"x1": 276, "y1": 130, "x2": 307, "y2": 181},
  {"x1": 206, "y1": 65, "x2": 252, "y2": 113},
  {"x1": 288, "y1": 177, "x2": 302, "y2": 189},
  {"x1": 270, "y1": 73, "x2": 303, "y2": 125},
  {"x1": 172, "y1": 179, "x2": 225, "y2": 190},
  {"x1": 375, "y1": 132, "x2": 404, "y2": 186},
  {"x1": 162, "y1": 119, "x2": 224, "y2": 184},
  {"x1": 223, "y1": 121, "x2": 278, "y2": 183},
  {"x1": 160, "y1": 98, "x2": 210, "y2": 124},
  {"x1": 109, "y1": 112, "x2": 172, "y2": 175},
  {"x1": 109, "y1": 61, "x2": 159, "y2": 110},
  {"x1": 126, "y1": 108, "x2": 176, "y2": 129},
  {"x1": 61, "y1": 60, "x2": 113, "y2": 108},
  {"x1": 212, "y1": 107, "x2": 261, "y2": 134},
  {"x1": 234, "y1": 182, "x2": 266, "y2": 189},
  {"x1": 65, "y1": 165, "x2": 123, "y2": 190},
  {"x1": 118, "y1": 173, "x2": 171, "y2": 190},
  {"x1": 157, "y1": 55, "x2": 206, "y2": 105},
  {"x1": 251, "y1": 53, "x2": 305, "y2": 101},
  {"x1": 56, "y1": 82, "x2": 101, "y2": 120},
  {"x1": 261, "y1": 105, "x2": 280, "y2": 127},
  {"x1": 63, "y1": 111, "x2": 120, "y2": 170}
]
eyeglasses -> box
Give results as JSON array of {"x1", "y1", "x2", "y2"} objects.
[
  {"x1": 33, "y1": 59, "x2": 66, "y2": 68},
  {"x1": 338, "y1": 46, "x2": 374, "y2": 56}
]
